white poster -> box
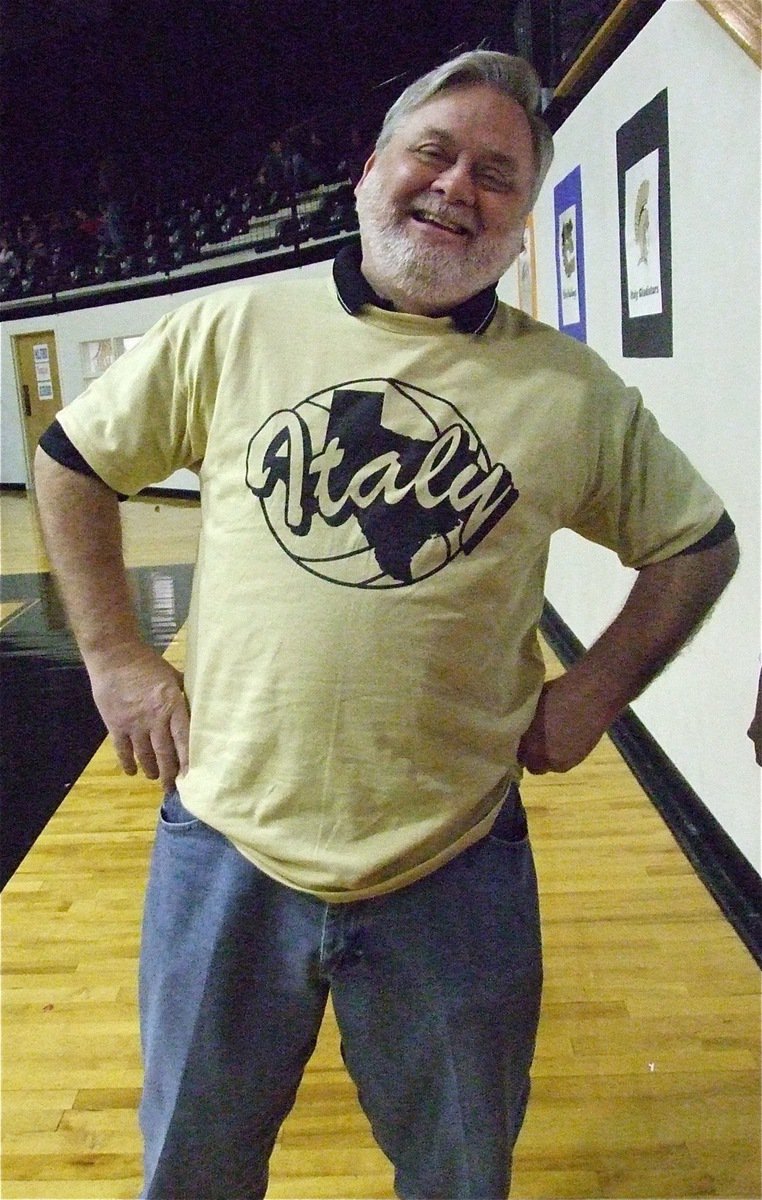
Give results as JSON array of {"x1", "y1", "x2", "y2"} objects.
[
  {"x1": 34, "y1": 360, "x2": 52, "y2": 382},
  {"x1": 625, "y1": 148, "x2": 662, "y2": 317},
  {"x1": 33, "y1": 344, "x2": 49, "y2": 362},
  {"x1": 82, "y1": 339, "x2": 115, "y2": 377},
  {"x1": 37, "y1": 381, "x2": 55, "y2": 401},
  {"x1": 557, "y1": 203, "x2": 580, "y2": 325}
]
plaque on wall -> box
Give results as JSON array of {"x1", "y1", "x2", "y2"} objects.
[
  {"x1": 617, "y1": 89, "x2": 673, "y2": 357},
  {"x1": 516, "y1": 213, "x2": 538, "y2": 317},
  {"x1": 554, "y1": 165, "x2": 587, "y2": 343}
]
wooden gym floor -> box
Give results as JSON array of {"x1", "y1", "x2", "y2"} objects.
[{"x1": 1, "y1": 490, "x2": 759, "y2": 1199}]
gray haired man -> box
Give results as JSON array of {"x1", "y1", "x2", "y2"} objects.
[{"x1": 35, "y1": 49, "x2": 737, "y2": 1199}]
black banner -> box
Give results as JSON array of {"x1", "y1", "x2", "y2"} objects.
[{"x1": 617, "y1": 89, "x2": 673, "y2": 358}]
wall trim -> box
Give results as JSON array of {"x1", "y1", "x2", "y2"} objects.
[
  {"x1": 540, "y1": 601, "x2": 762, "y2": 968},
  {"x1": 696, "y1": 0, "x2": 762, "y2": 67},
  {"x1": 133, "y1": 487, "x2": 201, "y2": 503},
  {"x1": 1, "y1": 482, "x2": 200, "y2": 502}
]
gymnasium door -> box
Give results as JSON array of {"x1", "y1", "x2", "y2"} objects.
[{"x1": 11, "y1": 331, "x2": 63, "y2": 486}]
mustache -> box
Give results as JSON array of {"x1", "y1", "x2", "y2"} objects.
[{"x1": 409, "y1": 196, "x2": 480, "y2": 236}]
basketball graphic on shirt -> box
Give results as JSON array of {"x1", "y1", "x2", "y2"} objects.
[{"x1": 245, "y1": 377, "x2": 519, "y2": 588}]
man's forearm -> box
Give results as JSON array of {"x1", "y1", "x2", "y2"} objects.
[
  {"x1": 33, "y1": 446, "x2": 190, "y2": 788},
  {"x1": 568, "y1": 535, "x2": 739, "y2": 724},
  {"x1": 33, "y1": 447, "x2": 143, "y2": 665},
  {"x1": 519, "y1": 534, "x2": 739, "y2": 773}
]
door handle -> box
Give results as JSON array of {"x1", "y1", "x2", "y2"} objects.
[{"x1": 22, "y1": 384, "x2": 31, "y2": 416}]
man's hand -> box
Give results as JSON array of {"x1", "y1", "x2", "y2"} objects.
[
  {"x1": 88, "y1": 644, "x2": 190, "y2": 790},
  {"x1": 518, "y1": 676, "x2": 608, "y2": 774}
]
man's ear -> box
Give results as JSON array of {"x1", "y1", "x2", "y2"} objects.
[{"x1": 354, "y1": 151, "x2": 377, "y2": 197}]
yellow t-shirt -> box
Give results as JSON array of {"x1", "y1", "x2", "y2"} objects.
[{"x1": 57, "y1": 275, "x2": 725, "y2": 899}]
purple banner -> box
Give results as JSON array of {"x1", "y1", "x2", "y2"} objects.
[{"x1": 554, "y1": 165, "x2": 587, "y2": 343}]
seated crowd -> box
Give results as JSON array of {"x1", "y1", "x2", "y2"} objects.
[{"x1": 0, "y1": 126, "x2": 368, "y2": 303}]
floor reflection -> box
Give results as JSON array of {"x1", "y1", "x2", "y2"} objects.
[{"x1": 0, "y1": 564, "x2": 194, "y2": 887}]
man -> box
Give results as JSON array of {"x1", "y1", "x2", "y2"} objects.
[{"x1": 34, "y1": 51, "x2": 737, "y2": 1200}]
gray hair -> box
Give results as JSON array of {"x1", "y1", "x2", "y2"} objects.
[{"x1": 375, "y1": 50, "x2": 554, "y2": 206}]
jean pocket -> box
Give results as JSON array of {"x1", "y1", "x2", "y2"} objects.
[
  {"x1": 159, "y1": 787, "x2": 200, "y2": 830},
  {"x1": 487, "y1": 783, "x2": 529, "y2": 845}
]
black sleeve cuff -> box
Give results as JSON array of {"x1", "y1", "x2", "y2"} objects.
[
  {"x1": 38, "y1": 420, "x2": 128, "y2": 500},
  {"x1": 676, "y1": 510, "x2": 736, "y2": 555}
]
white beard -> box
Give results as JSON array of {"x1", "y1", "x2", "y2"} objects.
[{"x1": 356, "y1": 170, "x2": 525, "y2": 311}]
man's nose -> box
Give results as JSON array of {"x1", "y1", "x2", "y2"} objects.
[{"x1": 431, "y1": 160, "x2": 476, "y2": 206}]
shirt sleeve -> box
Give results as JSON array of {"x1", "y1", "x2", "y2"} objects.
[
  {"x1": 38, "y1": 418, "x2": 129, "y2": 499},
  {"x1": 567, "y1": 368, "x2": 727, "y2": 569},
  {"x1": 39, "y1": 418, "x2": 102, "y2": 478},
  {"x1": 55, "y1": 301, "x2": 218, "y2": 496}
]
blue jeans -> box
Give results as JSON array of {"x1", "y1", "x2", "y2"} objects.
[{"x1": 139, "y1": 786, "x2": 542, "y2": 1200}]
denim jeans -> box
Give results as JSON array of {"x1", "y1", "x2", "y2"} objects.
[{"x1": 139, "y1": 786, "x2": 542, "y2": 1200}]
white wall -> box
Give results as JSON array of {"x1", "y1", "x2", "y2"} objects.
[
  {"x1": 500, "y1": 0, "x2": 760, "y2": 869},
  {"x1": 0, "y1": 260, "x2": 331, "y2": 490}
]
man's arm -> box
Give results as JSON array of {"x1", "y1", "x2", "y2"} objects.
[
  {"x1": 34, "y1": 446, "x2": 190, "y2": 790},
  {"x1": 518, "y1": 534, "x2": 739, "y2": 774}
]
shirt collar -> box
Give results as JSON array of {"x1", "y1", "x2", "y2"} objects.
[{"x1": 333, "y1": 242, "x2": 498, "y2": 335}]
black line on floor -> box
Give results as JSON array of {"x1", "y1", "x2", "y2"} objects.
[
  {"x1": 0, "y1": 565, "x2": 194, "y2": 889},
  {"x1": 540, "y1": 600, "x2": 762, "y2": 968}
]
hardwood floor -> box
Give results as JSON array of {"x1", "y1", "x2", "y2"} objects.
[{"x1": 1, "y1": 491, "x2": 759, "y2": 1199}]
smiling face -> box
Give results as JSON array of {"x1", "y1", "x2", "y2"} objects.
[{"x1": 354, "y1": 83, "x2": 537, "y2": 315}]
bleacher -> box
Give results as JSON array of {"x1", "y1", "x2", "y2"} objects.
[
  {"x1": 0, "y1": 174, "x2": 360, "y2": 306},
  {"x1": 0, "y1": 0, "x2": 660, "y2": 317}
]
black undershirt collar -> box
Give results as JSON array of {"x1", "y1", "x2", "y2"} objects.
[{"x1": 332, "y1": 242, "x2": 498, "y2": 335}]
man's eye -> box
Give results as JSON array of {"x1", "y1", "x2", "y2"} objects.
[
  {"x1": 414, "y1": 144, "x2": 447, "y2": 162},
  {"x1": 478, "y1": 171, "x2": 514, "y2": 191}
]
